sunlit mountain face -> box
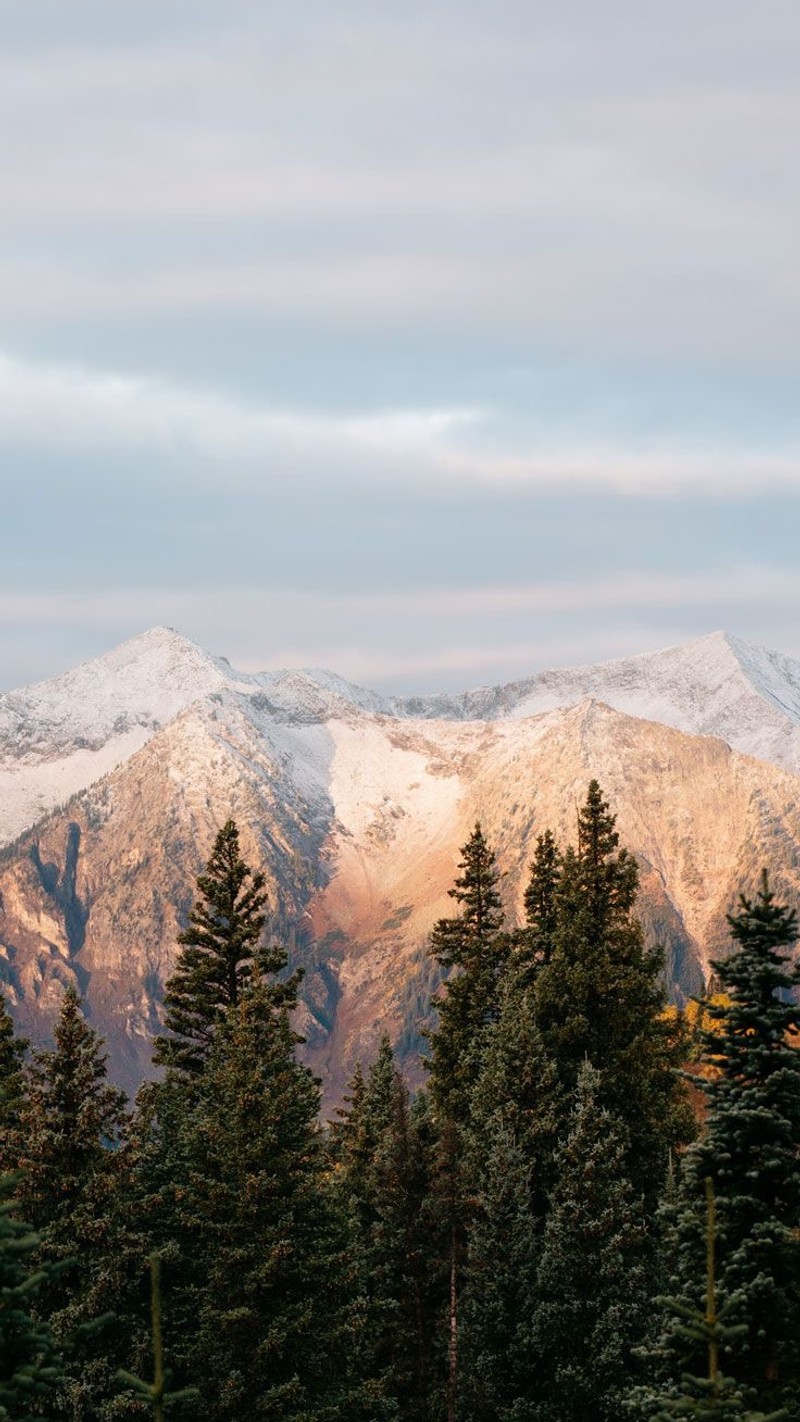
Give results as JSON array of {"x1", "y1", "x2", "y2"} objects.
[{"x1": 3, "y1": 626, "x2": 800, "y2": 1104}]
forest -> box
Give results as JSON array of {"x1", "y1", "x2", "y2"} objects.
[{"x1": 3, "y1": 780, "x2": 800, "y2": 1421}]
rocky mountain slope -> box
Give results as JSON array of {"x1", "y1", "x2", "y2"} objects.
[{"x1": 3, "y1": 627, "x2": 800, "y2": 1103}]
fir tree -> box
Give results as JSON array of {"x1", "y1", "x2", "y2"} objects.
[
  {"x1": 115, "y1": 1253, "x2": 198, "y2": 1421},
  {"x1": 460, "y1": 1119, "x2": 542, "y2": 1421},
  {"x1": 425, "y1": 822, "x2": 507, "y2": 1125},
  {"x1": 638, "y1": 1181, "x2": 784, "y2": 1420},
  {"x1": 469, "y1": 978, "x2": 564, "y2": 1222},
  {"x1": 333, "y1": 1036, "x2": 401, "y2": 1235},
  {"x1": 172, "y1": 971, "x2": 351, "y2": 1420},
  {"x1": 647, "y1": 875, "x2": 800, "y2": 1417},
  {"x1": 154, "y1": 819, "x2": 298, "y2": 1078},
  {"x1": 0, "y1": 990, "x2": 27, "y2": 1171},
  {"x1": 329, "y1": 1060, "x2": 368, "y2": 1174},
  {"x1": 534, "y1": 781, "x2": 693, "y2": 1197},
  {"x1": 516, "y1": 829, "x2": 562, "y2": 986},
  {"x1": 335, "y1": 1042, "x2": 442, "y2": 1421},
  {"x1": 427, "y1": 1114, "x2": 466, "y2": 1422},
  {"x1": 15, "y1": 985, "x2": 129, "y2": 1419},
  {"x1": 533, "y1": 1062, "x2": 652, "y2": 1422},
  {"x1": 367, "y1": 1076, "x2": 442, "y2": 1420},
  {"x1": 0, "y1": 1169, "x2": 63, "y2": 1422}
]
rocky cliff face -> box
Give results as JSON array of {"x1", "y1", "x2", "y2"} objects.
[{"x1": 3, "y1": 628, "x2": 800, "y2": 1104}]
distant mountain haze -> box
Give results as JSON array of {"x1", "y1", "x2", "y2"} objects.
[{"x1": 3, "y1": 627, "x2": 800, "y2": 1104}]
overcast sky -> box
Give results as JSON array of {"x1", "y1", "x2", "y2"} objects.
[{"x1": 3, "y1": 0, "x2": 800, "y2": 692}]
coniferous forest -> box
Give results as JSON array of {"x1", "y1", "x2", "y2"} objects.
[{"x1": 3, "y1": 783, "x2": 800, "y2": 1421}]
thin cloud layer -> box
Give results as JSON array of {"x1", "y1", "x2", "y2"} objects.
[{"x1": 1, "y1": 349, "x2": 798, "y2": 499}]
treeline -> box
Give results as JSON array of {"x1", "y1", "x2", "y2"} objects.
[{"x1": 3, "y1": 784, "x2": 800, "y2": 1419}]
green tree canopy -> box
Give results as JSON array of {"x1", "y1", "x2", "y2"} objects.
[
  {"x1": 425, "y1": 822, "x2": 507, "y2": 1125},
  {"x1": 650, "y1": 874, "x2": 800, "y2": 1417},
  {"x1": 0, "y1": 1169, "x2": 63, "y2": 1422},
  {"x1": 154, "y1": 818, "x2": 298, "y2": 1079},
  {"x1": 534, "y1": 781, "x2": 693, "y2": 1197}
]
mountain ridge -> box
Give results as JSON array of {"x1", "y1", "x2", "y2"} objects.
[
  {"x1": 4, "y1": 626, "x2": 800, "y2": 1102},
  {"x1": 4, "y1": 626, "x2": 800, "y2": 849}
]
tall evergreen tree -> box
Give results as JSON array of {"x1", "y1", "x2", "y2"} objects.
[
  {"x1": 0, "y1": 991, "x2": 27, "y2": 1170},
  {"x1": 154, "y1": 819, "x2": 297, "y2": 1078},
  {"x1": 469, "y1": 979, "x2": 564, "y2": 1222},
  {"x1": 335, "y1": 1041, "x2": 442, "y2": 1421},
  {"x1": 0, "y1": 1169, "x2": 63, "y2": 1422},
  {"x1": 425, "y1": 822, "x2": 507, "y2": 1125},
  {"x1": 515, "y1": 829, "x2": 562, "y2": 986},
  {"x1": 533, "y1": 1063, "x2": 652, "y2": 1422},
  {"x1": 460, "y1": 1118, "x2": 542, "y2": 1421},
  {"x1": 15, "y1": 985, "x2": 130, "y2": 1419},
  {"x1": 174, "y1": 973, "x2": 350, "y2": 1421},
  {"x1": 368, "y1": 1075, "x2": 442, "y2": 1419},
  {"x1": 534, "y1": 781, "x2": 693, "y2": 1197},
  {"x1": 333, "y1": 1036, "x2": 401, "y2": 1235},
  {"x1": 645, "y1": 875, "x2": 800, "y2": 1417},
  {"x1": 423, "y1": 824, "x2": 508, "y2": 1422},
  {"x1": 637, "y1": 1181, "x2": 783, "y2": 1420}
]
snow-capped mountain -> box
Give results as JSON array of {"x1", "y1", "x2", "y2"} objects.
[{"x1": 3, "y1": 626, "x2": 800, "y2": 1102}]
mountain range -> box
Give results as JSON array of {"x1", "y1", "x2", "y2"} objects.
[{"x1": 3, "y1": 626, "x2": 800, "y2": 1103}]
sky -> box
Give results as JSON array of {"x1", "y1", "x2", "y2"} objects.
[{"x1": 3, "y1": 0, "x2": 800, "y2": 693}]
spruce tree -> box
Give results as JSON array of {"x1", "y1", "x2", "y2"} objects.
[
  {"x1": 534, "y1": 781, "x2": 693, "y2": 1197},
  {"x1": 533, "y1": 1062, "x2": 652, "y2": 1422},
  {"x1": 335, "y1": 1042, "x2": 442, "y2": 1421},
  {"x1": 15, "y1": 985, "x2": 130, "y2": 1420},
  {"x1": 172, "y1": 970, "x2": 351, "y2": 1420},
  {"x1": 460, "y1": 1119, "x2": 542, "y2": 1421},
  {"x1": 423, "y1": 824, "x2": 508, "y2": 1422},
  {"x1": 516, "y1": 829, "x2": 562, "y2": 986},
  {"x1": 0, "y1": 991, "x2": 27, "y2": 1170},
  {"x1": 154, "y1": 819, "x2": 297, "y2": 1078},
  {"x1": 0, "y1": 1169, "x2": 63, "y2": 1422},
  {"x1": 367, "y1": 1075, "x2": 442, "y2": 1419},
  {"x1": 646, "y1": 874, "x2": 800, "y2": 1417},
  {"x1": 469, "y1": 979, "x2": 564, "y2": 1222},
  {"x1": 333, "y1": 1036, "x2": 401, "y2": 1236},
  {"x1": 425, "y1": 822, "x2": 507, "y2": 1125},
  {"x1": 638, "y1": 1181, "x2": 784, "y2": 1420}
]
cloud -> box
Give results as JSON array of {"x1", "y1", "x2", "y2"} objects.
[
  {"x1": 1, "y1": 565, "x2": 797, "y2": 639},
  {"x1": 1, "y1": 348, "x2": 799, "y2": 499},
  {"x1": 4, "y1": 561, "x2": 800, "y2": 693},
  {"x1": 434, "y1": 447, "x2": 800, "y2": 498},
  {"x1": 0, "y1": 350, "x2": 476, "y2": 464}
]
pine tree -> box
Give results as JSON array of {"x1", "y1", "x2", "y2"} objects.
[
  {"x1": 425, "y1": 822, "x2": 507, "y2": 1125},
  {"x1": 460, "y1": 1118, "x2": 542, "y2": 1421},
  {"x1": 0, "y1": 1169, "x2": 63, "y2": 1422},
  {"x1": 637, "y1": 1181, "x2": 784, "y2": 1420},
  {"x1": 515, "y1": 829, "x2": 562, "y2": 986},
  {"x1": 533, "y1": 1062, "x2": 653, "y2": 1422},
  {"x1": 334, "y1": 1037, "x2": 401, "y2": 1232},
  {"x1": 367, "y1": 1075, "x2": 442, "y2": 1419},
  {"x1": 469, "y1": 979, "x2": 564, "y2": 1222},
  {"x1": 154, "y1": 819, "x2": 298, "y2": 1078},
  {"x1": 646, "y1": 874, "x2": 800, "y2": 1417},
  {"x1": 534, "y1": 781, "x2": 693, "y2": 1197},
  {"x1": 115, "y1": 1253, "x2": 198, "y2": 1421},
  {"x1": 0, "y1": 990, "x2": 27, "y2": 1170},
  {"x1": 458, "y1": 974, "x2": 565, "y2": 1419},
  {"x1": 423, "y1": 825, "x2": 508, "y2": 1422},
  {"x1": 15, "y1": 985, "x2": 130, "y2": 1419},
  {"x1": 329, "y1": 1060, "x2": 368, "y2": 1173},
  {"x1": 172, "y1": 971, "x2": 351, "y2": 1420},
  {"x1": 335, "y1": 1043, "x2": 442, "y2": 1420}
]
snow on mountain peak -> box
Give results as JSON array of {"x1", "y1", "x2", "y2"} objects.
[{"x1": 5, "y1": 625, "x2": 800, "y2": 850}]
